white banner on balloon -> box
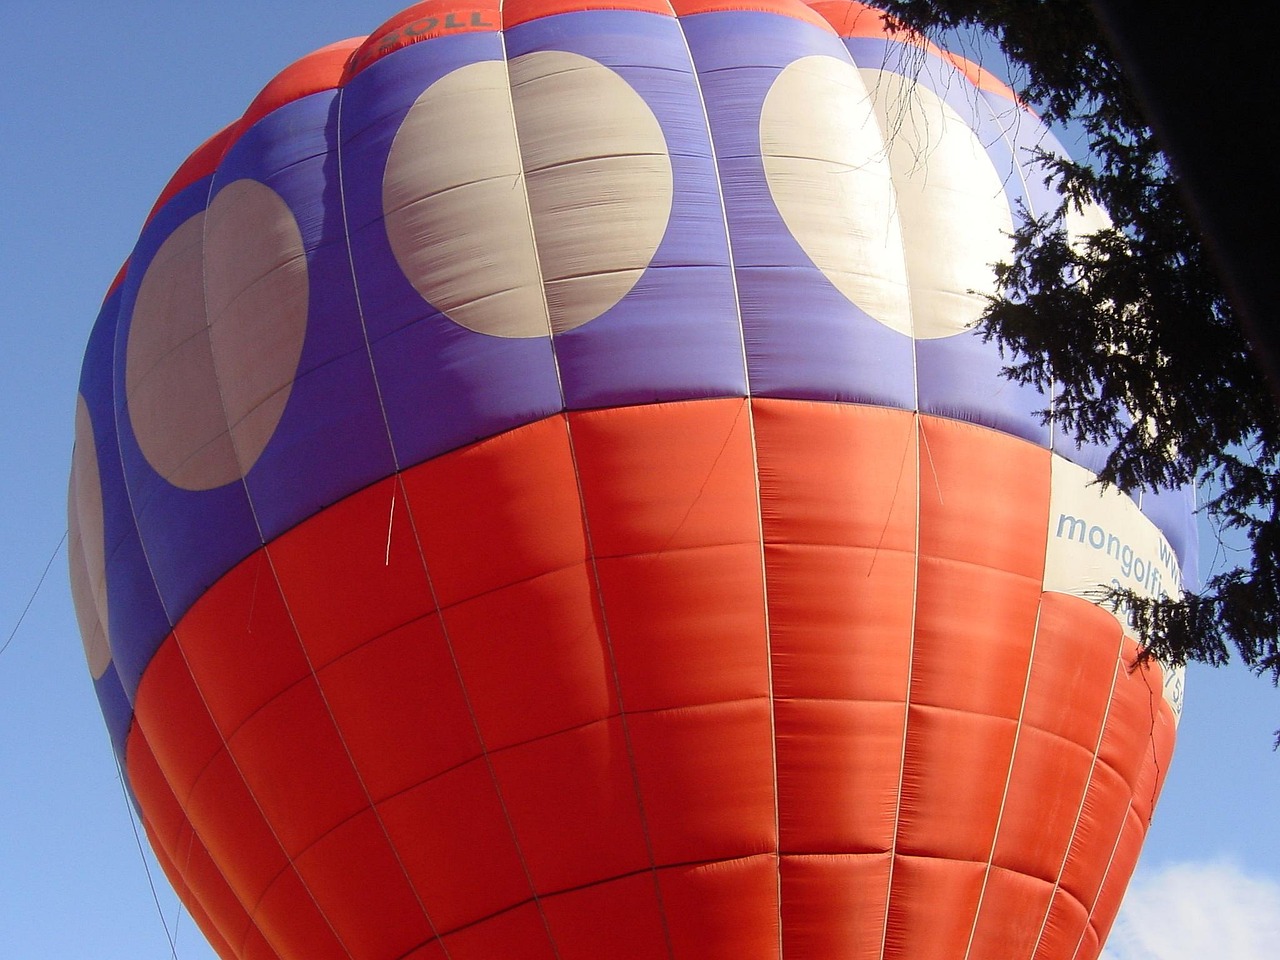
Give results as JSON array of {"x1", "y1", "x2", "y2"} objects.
[{"x1": 1044, "y1": 455, "x2": 1186, "y2": 722}]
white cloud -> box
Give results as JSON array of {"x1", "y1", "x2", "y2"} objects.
[{"x1": 1101, "y1": 860, "x2": 1280, "y2": 960}]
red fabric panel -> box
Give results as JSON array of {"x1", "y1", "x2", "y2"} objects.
[
  {"x1": 1056, "y1": 761, "x2": 1130, "y2": 911},
  {"x1": 175, "y1": 551, "x2": 310, "y2": 737},
  {"x1": 345, "y1": 1, "x2": 502, "y2": 80},
  {"x1": 291, "y1": 808, "x2": 434, "y2": 959},
  {"x1": 131, "y1": 731, "x2": 260, "y2": 958},
  {"x1": 910, "y1": 556, "x2": 1041, "y2": 717},
  {"x1": 132, "y1": 639, "x2": 223, "y2": 800},
  {"x1": 780, "y1": 853, "x2": 890, "y2": 959},
  {"x1": 444, "y1": 564, "x2": 615, "y2": 750},
  {"x1": 966, "y1": 867, "x2": 1056, "y2": 959},
  {"x1": 993, "y1": 726, "x2": 1096, "y2": 883},
  {"x1": 805, "y1": 0, "x2": 899, "y2": 38},
  {"x1": 147, "y1": 826, "x2": 246, "y2": 960},
  {"x1": 1072, "y1": 924, "x2": 1102, "y2": 960},
  {"x1": 182, "y1": 749, "x2": 290, "y2": 910},
  {"x1": 507, "y1": 0, "x2": 672, "y2": 27},
  {"x1": 884, "y1": 855, "x2": 985, "y2": 959},
  {"x1": 125, "y1": 400, "x2": 1180, "y2": 959},
  {"x1": 895, "y1": 705, "x2": 1018, "y2": 862},
  {"x1": 268, "y1": 475, "x2": 434, "y2": 668},
  {"x1": 317, "y1": 615, "x2": 481, "y2": 803},
  {"x1": 917, "y1": 416, "x2": 1050, "y2": 578},
  {"x1": 1086, "y1": 808, "x2": 1146, "y2": 954},
  {"x1": 629, "y1": 700, "x2": 778, "y2": 866},
  {"x1": 595, "y1": 544, "x2": 770, "y2": 712},
  {"x1": 1022, "y1": 594, "x2": 1122, "y2": 752},
  {"x1": 1034, "y1": 887, "x2": 1090, "y2": 960},
  {"x1": 126, "y1": 727, "x2": 195, "y2": 860},
  {"x1": 660, "y1": 855, "x2": 780, "y2": 960},
  {"x1": 238, "y1": 925, "x2": 283, "y2": 960},
  {"x1": 775, "y1": 698, "x2": 902, "y2": 853},
  {"x1": 753, "y1": 400, "x2": 916, "y2": 554},
  {"x1": 223, "y1": 677, "x2": 368, "y2": 857},
  {"x1": 671, "y1": 0, "x2": 833, "y2": 30},
  {"x1": 147, "y1": 124, "x2": 236, "y2": 223},
  {"x1": 251, "y1": 867, "x2": 350, "y2": 960},
  {"x1": 1131, "y1": 695, "x2": 1177, "y2": 825},
  {"x1": 1098, "y1": 638, "x2": 1167, "y2": 792},
  {"x1": 541, "y1": 872, "x2": 670, "y2": 960},
  {"x1": 753, "y1": 399, "x2": 916, "y2": 703},
  {"x1": 401, "y1": 942, "x2": 449, "y2": 960},
  {"x1": 491, "y1": 717, "x2": 651, "y2": 893},
  {"x1": 440, "y1": 903, "x2": 558, "y2": 960},
  {"x1": 569, "y1": 400, "x2": 760, "y2": 559},
  {"x1": 238, "y1": 39, "x2": 360, "y2": 133},
  {"x1": 402, "y1": 415, "x2": 586, "y2": 608},
  {"x1": 378, "y1": 758, "x2": 533, "y2": 933},
  {"x1": 765, "y1": 542, "x2": 915, "y2": 701}
]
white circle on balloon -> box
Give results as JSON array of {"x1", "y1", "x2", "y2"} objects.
[
  {"x1": 383, "y1": 51, "x2": 673, "y2": 338},
  {"x1": 70, "y1": 395, "x2": 111, "y2": 679},
  {"x1": 125, "y1": 179, "x2": 309, "y2": 490},
  {"x1": 761, "y1": 55, "x2": 1015, "y2": 340}
]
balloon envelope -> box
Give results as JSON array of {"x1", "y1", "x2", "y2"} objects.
[{"x1": 68, "y1": 2, "x2": 1195, "y2": 958}]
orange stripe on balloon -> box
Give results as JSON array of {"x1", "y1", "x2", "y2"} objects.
[{"x1": 673, "y1": 0, "x2": 834, "y2": 30}]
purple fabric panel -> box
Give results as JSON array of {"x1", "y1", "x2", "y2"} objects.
[
  {"x1": 81, "y1": 286, "x2": 170, "y2": 701},
  {"x1": 1140, "y1": 483, "x2": 1201, "y2": 592},
  {"x1": 93, "y1": 661, "x2": 135, "y2": 780},
  {"x1": 682, "y1": 11, "x2": 916, "y2": 409},
  {"x1": 112, "y1": 180, "x2": 260, "y2": 637},
  {"x1": 338, "y1": 32, "x2": 565, "y2": 469},
  {"x1": 914, "y1": 332, "x2": 1049, "y2": 444},
  {"x1": 507, "y1": 11, "x2": 747, "y2": 408},
  {"x1": 215, "y1": 93, "x2": 399, "y2": 544},
  {"x1": 842, "y1": 37, "x2": 1052, "y2": 445}
]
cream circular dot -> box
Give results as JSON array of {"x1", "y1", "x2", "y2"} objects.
[
  {"x1": 125, "y1": 180, "x2": 308, "y2": 490},
  {"x1": 1065, "y1": 197, "x2": 1112, "y2": 254},
  {"x1": 762, "y1": 56, "x2": 1014, "y2": 339},
  {"x1": 383, "y1": 52, "x2": 672, "y2": 337},
  {"x1": 69, "y1": 395, "x2": 111, "y2": 679}
]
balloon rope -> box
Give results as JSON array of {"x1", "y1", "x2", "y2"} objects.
[
  {"x1": 0, "y1": 529, "x2": 67, "y2": 660},
  {"x1": 114, "y1": 760, "x2": 182, "y2": 960},
  {"x1": 385, "y1": 483, "x2": 396, "y2": 566}
]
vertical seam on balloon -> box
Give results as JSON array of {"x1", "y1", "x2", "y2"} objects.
[
  {"x1": 496, "y1": 12, "x2": 660, "y2": 958},
  {"x1": 119, "y1": 179, "x2": 351, "y2": 958},
  {"x1": 256, "y1": 77, "x2": 473, "y2": 960},
  {"x1": 113, "y1": 176, "x2": 357, "y2": 957},
  {"x1": 875, "y1": 39, "x2": 924, "y2": 944},
  {"x1": 552, "y1": 410, "x2": 677, "y2": 960},
  {"x1": 195, "y1": 104, "x2": 421, "y2": 959},
  {"x1": 120, "y1": 723, "x2": 252, "y2": 957},
  {"x1": 1066, "y1": 659, "x2": 1162, "y2": 959},
  {"x1": 876, "y1": 409, "x2": 921, "y2": 960},
  {"x1": 670, "y1": 7, "x2": 782, "y2": 955},
  {"x1": 197, "y1": 150, "x2": 360, "y2": 960},
  {"x1": 960, "y1": 594, "x2": 1046, "y2": 960},
  {"x1": 1064, "y1": 804, "x2": 1132, "y2": 959},
  {"x1": 968, "y1": 84, "x2": 1056, "y2": 462},
  {"x1": 1024, "y1": 611, "x2": 1128, "y2": 960}
]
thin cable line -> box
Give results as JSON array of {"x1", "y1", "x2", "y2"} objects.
[
  {"x1": 960, "y1": 595, "x2": 1045, "y2": 960},
  {"x1": 114, "y1": 757, "x2": 181, "y2": 960},
  {"x1": 1024, "y1": 618, "x2": 1128, "y2": 958},
  {"x1": 665, "y1": 5, "x2": 782, "y2": 954},
  {"x1": 1065, "y1": 661, "x2": 1164, "y2": 959},
  {"x1": 1, "y1": 530, "x2": 67, "y2": 659}
]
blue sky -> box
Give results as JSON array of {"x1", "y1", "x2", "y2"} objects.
[{"x1": 1, "y1": 3, "x2": 1277, "y2": 958}]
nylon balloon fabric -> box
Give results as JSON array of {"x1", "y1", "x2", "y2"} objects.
[{"x1": 68, "y1": 2, "x2": 1196, "y2": 958}]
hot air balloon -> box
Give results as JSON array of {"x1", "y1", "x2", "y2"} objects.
[{"x1": 68, "y1": 1, "x2": 1196, "y2": 958}]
